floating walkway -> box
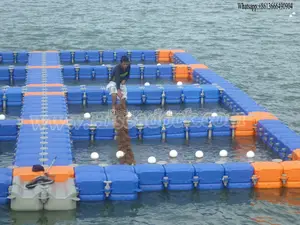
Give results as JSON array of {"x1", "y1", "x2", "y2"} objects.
[
  {"x1": 0, "y1": 49, "x2": 300, "y2": 211},
  {"x1": 1, "y1": 51, "x2": 78, "y2": 210}
]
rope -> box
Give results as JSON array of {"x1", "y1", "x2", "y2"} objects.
[{"x1": 114, "y1": 103, "x2": 136, "y2": 165}]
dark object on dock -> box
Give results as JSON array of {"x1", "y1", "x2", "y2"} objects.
[
  {"x1": 114, "y1": 103, "x2": 136, "y2": 165},
  {"x1": 25, "y1": 176, "x2": 54, "y2": 189},
  {"x1": 32, "y1": 164, "x2": 45, "y2": 172}
]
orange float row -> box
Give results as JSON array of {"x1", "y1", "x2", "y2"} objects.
[
  {"x1": 230, "y1": 112, "x2": 279, "y2": 136},
  {"x1": 252, "y1": 161, "x2": 300, "y2": 188}
]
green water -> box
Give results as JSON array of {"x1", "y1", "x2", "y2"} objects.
[{"x1": 0, "y1": 0, "x2": 300, "y2": 224}]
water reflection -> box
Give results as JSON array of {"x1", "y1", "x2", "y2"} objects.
[
  {"x1": 10, "y1": 210, "x2": 76, "y2": 225},
  {"x1": 254, "y1": 188, "x2": 300, "y2": 207},
  {"x1": 7, "y1": 188, "x2": 300, "y2": 224}
]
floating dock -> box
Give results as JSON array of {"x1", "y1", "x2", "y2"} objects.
[{"x1": 0, "y1": 49, "x2": 300, "y2": 211}]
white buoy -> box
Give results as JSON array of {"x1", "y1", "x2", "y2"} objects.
[
  {"x1": 169, "y1": 150, "x2": 178, "y2": 158},
  {"x1": 127, "y1": 111, "x2": 132, "y2": 118},
  {"x1": 148, "y1": 156, "x2": 156, "y2": 164},
  {"x1": 144, "y1": 82, "x2": 150, "y2": 86},
  {"x1": 292, "y1": 12, "x2": 296, "y2": 15},
  {"x1": 166, "y1": 110, "x2": 173, "y2": 117},
  {"x1": 177, "y1": 81, "x2": 183, "y2": 86},
  {"x1": 116, "y1": 151, "x2": 125, "y2": 158},
  {"x1": 90, "y1": 152, "x2": 99, "y2": 160},
  {"x1": 157, "y1": 63, "x2": 161, "y2": 66},
  {"x1": 195, "y1": 150, "x2": 204, "y2": 158},
  {"x1": 219, "y1": 150, "x2": 228, "y2": 157},
  {"x1": 84, "y1": 113, "x2": 91, "y2": 119},
  {"x1": 289, "y1": 14, "x2": 293, "y2": 18},
  {"x1": 211, "y1": 112, "x2": 218, "y2": 117},
  {"x1": 0, "y1": 114, "x2": 5, "y2": 120},
  {"x1": 246, "y1": 151, "x2": 255, "y2": 158}
]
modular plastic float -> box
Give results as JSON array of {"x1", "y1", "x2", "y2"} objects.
[{"x1": 0, "y1": 49, "x2": 300, "y2": 211}]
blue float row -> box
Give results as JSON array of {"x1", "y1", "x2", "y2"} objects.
[
  {"x1": 26, "y1": 68, "x2": 63, "y2": 84},
  {"x1": 70, "y1": 116, "x2": 232, "y2": 140},
  {"x1": 0, "y1": 168, "x2": 12, "y2": 204},
  {"x1": 0, "y1": 51, "x2": 28, "y2": 64},
  {"x1": 222, "y1": 88, "x2": 267, "y2": 114},
  {"x1": 173, "y1": 52, "x2": 200, "y2": 64},
  {"x1": 193, "y1": 69, "x2": 267, "y2": 114},
  {"x1": 21, "y1": 95, "x2": 68, "y2": 118},
  {"x1": 14, "y1": 125, "x2": 73, "y2": 167},
  {"x1": 0, "y1": 66, "x2": 26, "y2": 81},
  {"x1": 60, "y1": 50, "x2": 157, "y2": 64},
  {"x1": 68, "y1": 84, "x2": 220, "y2": 105},
  {"x1": 13, "y1": 51, "x2": 73, "y2": 167},
  {"x1": 193, "y1": 69, "x2": 237, "y2": 90},
  {"x1": 1, "y1": 87, "x2": 23, "y2": 106},
  {"x1": 0, "y1": 115, "x2": 233, "y2": 142},
  {"x1": 74, "y1": 162, "x2": 254, "y2": 201},
  {"x1": 256, "y1": 120, "x2": 300, "y2": 160},
  {"x1": 63, "y1": 64, "x2": 175, "y2": 79},
  {"x1": 0, "y1": 67, "x2": 64, "y2": 83},
  {"x1": 0, "y1": 120, "x2": 18, "y2": 141},
  {"x1": 27, "y1": 52, "x2": 60, "y2": 66},
  {"x1": 0, "y1": 64, "x2": 177, "y2": 80},
  {"x1": 1, "y1": 84, "x2": 220, "y2": 106}
]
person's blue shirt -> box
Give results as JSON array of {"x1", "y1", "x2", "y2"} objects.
[{"x1": 110, "y1": 63, "x2": 131, "y2": 90}]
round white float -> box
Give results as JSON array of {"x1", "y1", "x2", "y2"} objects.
[
  {"x1": 219, "y1": 150, "x2": 228, "y2": 157},
  {"x1": 127, "y1": 111, "x2": 132, "y2": 118},
  {"x1": 144, "y1": 82, "x2": 150, "y2": 86},
  {"x1": 166, "y1": 110, "x2": 173, "y2": 117},
  {"x1": 246, "y1": 151, "x2": 255, "y2": 158},
  {"x1": 148, "y1": 156, "x2": 156, "y2": 164},
  {"x1": 116, "y1": 151, "x2": 125, "y2": 158},
  {"x1": 177, "y1": 81, "x2": 183, "y2": 86},
  {"x1": 195, "y1": 150, "x2": 204, "y2": 158},
  {"x1": 169, "y1": 150, "x2": 178, "y2": 158},
  {"x1": 211, "y1": 112, "x2": 218, "y2": 117},
  {"x1": 0, "y1": 114, "x2": 5, "y2": 120},
  {"x1": 84, "y1": 113, "x2": 91, "y2": 119},
  {"x1": 90, "y1": 152, "x2": 99, "y2": 160}
]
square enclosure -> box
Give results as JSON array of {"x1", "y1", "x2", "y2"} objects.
[{"x1": 0, "y1": 49, "x2": 294, "y2": 168}]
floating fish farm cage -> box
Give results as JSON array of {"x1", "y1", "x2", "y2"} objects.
[{"x1": 0, "y1": 49, "x2": 299, "y2": 212}]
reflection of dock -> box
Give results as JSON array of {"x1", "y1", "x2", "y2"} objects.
[
  {"x1": 8, "y1": 188, "x2": 300, "y2": 224},
  {"x1": 254, "y1": 188, "x2": 300, "y2": 206},
  {"x1": 114, "y1": 103, "x2": 135, "y2": 165},
  {"x1": 10, "y1": 210, "x2": 76, "y2": 225}
]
